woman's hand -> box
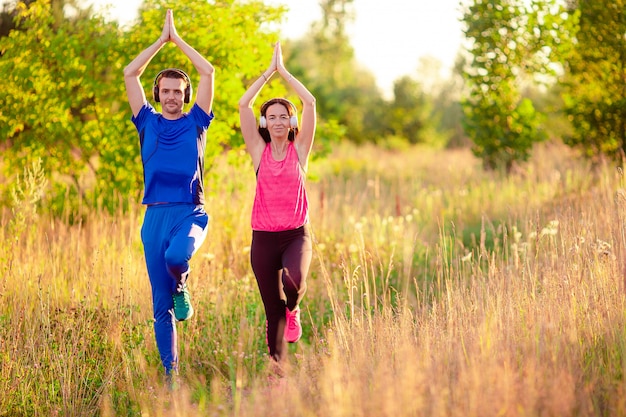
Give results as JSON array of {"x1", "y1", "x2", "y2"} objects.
[
  {"x1": 267, "y1": 41, "x2": 279, "y2": 74},
  {"x1": 275, "y1": 41, "x2": 286, "y2": 72}
]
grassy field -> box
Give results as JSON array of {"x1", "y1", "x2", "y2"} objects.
[{"x1": 1, "y1": 141, "x2": 626, "y2": 416}]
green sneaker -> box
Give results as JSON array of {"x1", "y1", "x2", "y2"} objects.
[
  {"x1": 172, "y1": 285, "x2": 194, "y2": 321},
  {"x1": 165, "y1": 371, "x2": 180, "y2": 391}
]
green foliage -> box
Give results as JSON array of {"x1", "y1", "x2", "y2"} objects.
[
  {"x1": 0, "y1": 0, "x2": 288, "y2": 215},
  {"x1": 123, "y1": 0, "x2": 286, "y2": 202},
  {"x1": 382, "y1": 75, "x2": 446, "y2": 147},
  {"x1": 0, "y1": 0, "x2": 132, "y2": 215},
  {"x1": 285, "y1": 0, "x2": 387, "y2": 144},
  {"x1": 0, "y1": 0, "x2": 469, "y2": 216},
  {"x1": 1, "y1": 0, "x2": 96, "y2": 37},
  {"x1": 375, "y1": 135, "x2": 412, "y2": 152},
  {"x1": 464, "y1": 95, "x2": 545, "y2": 171},
  {"x1": 312, "y1": 119, "x2": 346, "y2": 160},
  {"x1": 461, "y1": 0, "x2": 572, "y2": 171},
  {"x1": 561, "y1": 0, "x2": 626, "y2": 161},
  {"x1": 431, "y1": 57, "x2": 468, "y2": 148}
]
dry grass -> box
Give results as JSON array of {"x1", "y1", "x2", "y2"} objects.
[{"x1": 1, "y1": 141, "x2": 626, "y2": 416}]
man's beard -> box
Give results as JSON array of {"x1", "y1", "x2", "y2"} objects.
[{"x1": 163, "y1": 101, "x2": 182, "y2": 116}]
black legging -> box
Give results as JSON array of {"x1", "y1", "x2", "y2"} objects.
[{"x1": 250, "y1": 225, "x2": 312, "y2": 362}]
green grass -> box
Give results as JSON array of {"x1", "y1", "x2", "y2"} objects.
[{"x1": 1, "y1": 141, "x2": 625, "y2": 416}]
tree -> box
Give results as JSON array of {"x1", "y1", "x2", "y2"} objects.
[
  {"x1": 122, "y1": 0, "x2": 286, "y2": 190},
  {"x1": 382, "y1": 75, "x2": 445, "y2": 147},
  {"x1": 392, "y1": 56, "x2": 468, "y2": 149},
  {"x1": 286, "y1": 0, "x2": 385, "y2": 144},
  {"x1": 1, "y1": 0, "x2": 94, "y2": 38},
  {"x1": 0, "y1": 0, "x2": 286, "y2": 214},
  {"x1": 1, "y1": 0, "x2": 19, "y2": 38},
  {"x1": 437, "y1": 54, "x2": 470, "y2": 148},
  {"x1": 0, "y1": 0, "x2": 129, "y2": 213},
  {"x1": 461, "y1": 0, "x2": 570, "y2": 171},
  {"x1": 561, "y1": 0, "x2": 626, "y2": 161}
]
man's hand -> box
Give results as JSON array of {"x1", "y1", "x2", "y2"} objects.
[
  {"x1": 160, "y1": 9, "x2": 171, "y2": 43},
  {"x1": 169, "y1": 9, "x2": 181, "y2": 43}
]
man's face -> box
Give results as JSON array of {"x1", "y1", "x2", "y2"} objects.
[{"x1": 158, "y1": 77, "x2": 186, "y2": 116}]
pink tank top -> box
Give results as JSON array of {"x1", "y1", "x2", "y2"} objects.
[{"x1": 251, "y1": 142, "x2": 309, "y2": 232}]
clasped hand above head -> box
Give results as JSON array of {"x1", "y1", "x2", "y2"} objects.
[
  {"x1": 159, "y1": 9, "x2": 180, "y2": 45},
  {"x1": 264, "y1": 41, "x2": 290, "y2": 81}
]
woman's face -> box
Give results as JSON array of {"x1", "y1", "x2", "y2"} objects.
[{"x1": 264, "y1": 103, "x2": 291, "y2": 139}]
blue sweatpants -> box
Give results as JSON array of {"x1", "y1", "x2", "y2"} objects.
[{"x1": 141, "y1": 203, "x2": 209, "y2": 374}]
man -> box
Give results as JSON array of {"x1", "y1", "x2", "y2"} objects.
[{"x1": 123, "y1": 9, "x2": 215, "y2": 379}]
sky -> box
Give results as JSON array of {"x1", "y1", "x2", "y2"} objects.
[{"x1": 85, "y1": 0, "x2": 466, "y2": 96}]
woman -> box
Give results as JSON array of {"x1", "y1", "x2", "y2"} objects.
[{"x1": 238, "y1": 42, "x2": 316, "y2": 364}]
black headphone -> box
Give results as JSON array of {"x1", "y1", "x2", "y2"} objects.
[
  {"x1": 259, "y1": 98, "x2": 299, "y2": 129},
  {"x1": 153, "y1": 68, "x2": 192, "y2": 103}
]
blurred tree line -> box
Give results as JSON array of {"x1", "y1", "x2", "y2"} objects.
[
  {"x1": 0, "y1": 0, "x2": 623, "y2": 213},
  {"x1": 0, "y1": 0, "x2": 457, "y2": 215}
]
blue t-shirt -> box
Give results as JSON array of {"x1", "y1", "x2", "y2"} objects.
[{"x1": 132, "y1": 103, "x2": 214, "y2": 205}]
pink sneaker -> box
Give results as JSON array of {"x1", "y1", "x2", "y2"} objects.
[{"x1": 284, "y1": 306, "x2": 302, "y2": 343}]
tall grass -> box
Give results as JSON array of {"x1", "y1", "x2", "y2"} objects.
[{"x1": 1, "y1": 141, "x2": 625, "y2": 416}]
